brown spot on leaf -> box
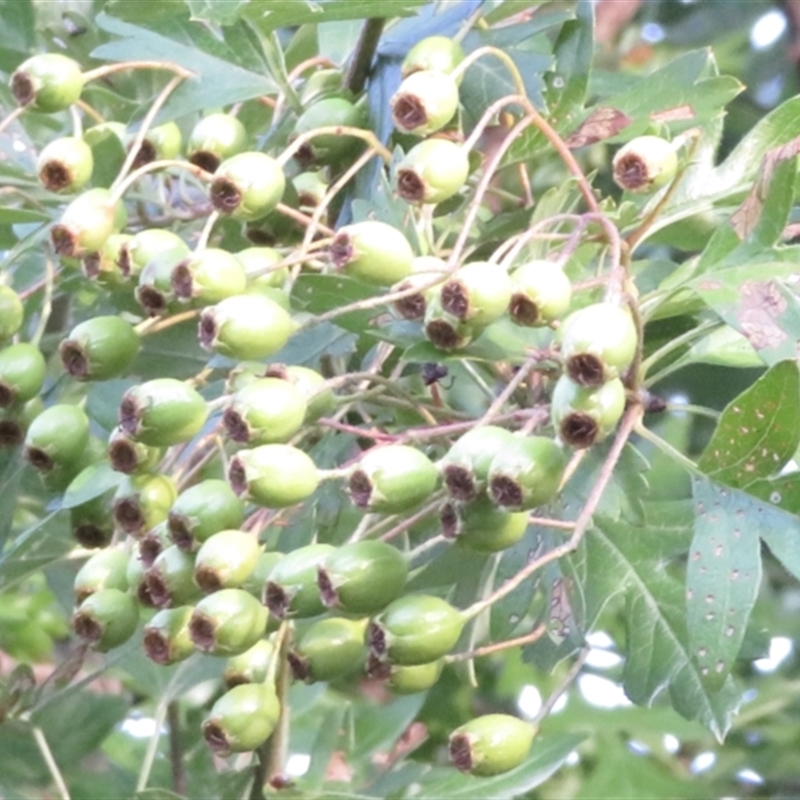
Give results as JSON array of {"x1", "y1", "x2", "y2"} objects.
[
  {"x1": 564, "y1": 107, "x2": 631, "y2": 149},
  {"x1": 650, "y1": 105, "x2": 695, "y2": 123},
  {"x1": 737, "y1": 280, "x2": 787, "y2": 350}
]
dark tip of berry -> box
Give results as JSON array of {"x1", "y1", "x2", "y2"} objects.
[
  {"x1": 168, "y1": 514, "x2": 194, "y2": 551},
  {"x1": 560, "y1": 412, "x2": 599, "y2": 449},
  {"x1": 51, "y1": 224, "x2": 78, "y2": 257},
  {"x1": 195, "y1": 565, "x2": 222, "y2": 594},
  {"x1": 73, "y1": 523, "x2": 112, "y2": 549},
  {"x1": 114, "y1": 498, "x2": 144, "y2": 534},
  {"x1": 136, "y1": 579, "x2": 157, "y2": 608},
  {"x1": 210, "y1": 177, "x2": 242, "y2": 214},
  {"x1": 264, "y1": 581, "x2": 290, "y2": 619},
  {"x1": 170, "y1": 261, "x2": 194, "y2": 299},
  {"x1": 329, "y1": 233, "x2": 354, "y2": 268},
  {"x1": 138, "y1": 285, "x2": 168, "y2": 317},
  {"x1": 245, "y1": 227, "x2": 277, "y2": 246},
  {"x1": 509, "y1": 293, "x2": 540, "y2": 326},
  {"x1": 393, "y1": 292, "x2": 426, "y2": 320},
  {"x1": 146, "y1": 571, "x2": 172, "y2": 608},
  {"x1": 443, "y1": 464, "x2": 476, "y2": 502},
  {"x1": 393, "y1": 94, "x2": 428, "y2": 131},
  {"x1": 143, "y1": 629, "x2": 171, "y2": 664},
  {"x1": 440, "y1": 501, "x2": 460, "y2": 539},
  {"x1": 222, "y1": 407, "x2": 250, "y2": 443},
  {"x1": 59, "y1": 340, "x2": 90, "y2": 379},
  {"x1": 119, "y1": 396, "x2": 141, "y2": 437},
  {"x1": 396, "y1": 168, "x2": 425, "y2": 203},
  {"x1": 287, "y1": 651, "x2": 311, "y2": 682},
  {"x1": 0, "y1": 420, "x2": 24, "y2": 448},
  {"x1": 11, "y1": 71, "x2": 35, "y2": 107},
  {"x1": 0, "y1": 382, "x2": 16, "y2": 408},
  {"x1": 264, "y1": 364, "x2": 289, "y2": 380},
  {"x1": 489, "y1": 475, "x2": 523, "y2": 508},
  {"x1": 367, "y1": 621, "x2": 387, "y2": 657},
  {"x1": 614, "y1": 153, "x2": 648, "y2": 191},
  {"x1": 449, "y1": 732, "x2": 474, "y2": 773},
  {"x1": 294, "y1": 143, "x2": 316, "y2": 171},
  {"x1": 425, "y1": 319, "x2": 462, "y2": 351},
  {"x1": 440, "y1": 280, "x2": 469, "y2": 319},
  {"x1": 74, "y1": 587, "x2": 93, "y2": 606},
  {"x1": 73, "y1": 612, "x2": 103, "y2": 643},
  {"x1": 40, "y1": 161, "x2": 71, "y2": 192},
  {"x1": 118, "y1": 246, "x2": 132, "y2": 277},
  {"x1": 188, "y1": 151, "x2": 221, "y2": 174},
  {"x1": 139, "y1": 534, "x2": 165, "y2": 568},
  {"x1": 202, "y1": 721, "x2": 230, "y2": 755},
  {"x1": 365, "y1": 652, "x2": 391, "y2": 680},
  {"x1": 26, "y1": 446, "x2": 54, "y2": 472},
  {"x1": 189, "y1": 612, "x2": 216, "y2": 650},
  {"x1": 348, "y1": 469, "x2": 373, "y2": 508},
  {"x1": 130, "y1": 140, "x2": 156, "y2": 170},
  {"x1": 228, "y1": 457, "x2": 248, "y2": 497},
  {"x1": 108, "y1": 439, "x2": 139, "y2": 474},
  {"x1": 297, "y1": 191, "x2": 319, "y2": 208},
  {"x1": 317, "y1": 567, "x2": 339, "y2": 608},
  {"x1": 566, "y1": 354, "x2": 605, "y2": 387},
  {"x1": 82, "y1": 252, "x2": 101, "y2": 279},
  {"x1": 198, "y1": 311, "x2": 217, "y2": 349}
]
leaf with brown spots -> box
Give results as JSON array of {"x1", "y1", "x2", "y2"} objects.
[
  {"x1": 564, "y1": 107, "x2": 631, "y2": 149},
  {"x1": 687, "y1": 477, "x2": 762, "y2": 691},
  {"x1": 697, "y1": 359, "x2": 800, "y2": 488}
]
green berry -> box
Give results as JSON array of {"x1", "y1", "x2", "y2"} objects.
[
  {"x1": 82, "y1": 233, "x2": 132, "y2": 288},
  {"x1": 263, "y1": 364, "x2": 335, "y2": 422},
  {"x1": 72, "y1": 588, "x2": 139, "y2": 652},
  {"x1": 613, "y1": 135, "x2": 677, "y2": 194},
  {"x1": 369, "y1": 594, "x2": 464, "y2": 666},
  {"x1": 224, "y1": 638, "x2": 277, "y2": 688},
  {"x1": 24, "y1": 403, "x2": 89, "y2": 473},
  {"x1": 386, "y1": 659, "x2": 444, "y2": 694},
  {"x1": 113, "y1": 472, "x2": 177, "y2": 537},
  {"x1": 402, "y1": 36, "x2": 465, "y2": 78},
  {"x1": 194, "y1": 529, "x2": 262, "y2": 593},
  {"x1": 202, "y1": 682, "x2": 280, "y2": 756},
  {"x1": 135, "y1": 249, "x2": 183, "y2": 317},
  {"x1": 293, "y1": 171, "x2": 328, "y2": 209},
  {"x1": 210, "y1": 152, "x2": 286, "y2": 220},
  {"x1": 37, "y1": 136, "x2": 93, "y2": 193},
  {"x1": 143, "y1": 606, "x2": 195, "y2": 665},
  {"x1": 236, "y1": 246, "x2": 288, "y2": 291},
  {"x1": 391, "y1": 70, "x2": 459, "y2": 136},
  {"x1": 299, "y1": 68, "x2": 346, "y2": 105},
  {"x1": 241, "y1": 551, "x2": 284, "y2": 599},
  {"x1": 70, "y1": 485, "x2": 115, "y2": 549},
  {"x1": 129, "y1": 121, "x2": 182, "y2": 168},
  {"x1": 348, "y1": 444, "x2": 438, "y2": 514},
  {"x1": 288, "y1": 617, "x2": 367, "y2": 683},
  {"x1": 146, "y1": 544, "x2": 201, "y2": 608},
  {"x1": 50, "y1": 188, "x2": 125, "y2": 258},
  {"x1": 199, "y1": 293, "x2": 293, "y2": 361},
  {"x1": 439, "y1": 261, "x2": 511, "y2": 328},
  {"x1": 0, "y1": 286, "x2": 24, "y2": 341},
  {"x1": 229, "y1": 444, "x2": 319, "y2": 508},
  {"x1": 423, "y1": 294, "x2": 481, "y2": 351},
  {"x1": 59, "y1": 315, "x2": 139, "y2": 381},
  {"x1": 0, "y1": 397, "x2": 42, "y2": 449},
  {"x1": 73, "y1": 546, "x2": 129, "y2": 605},
  {"x1": 449, "y1": 714, "x2": 536, "y2": 777},
  {"x1": 487, "y1": 436, "x2": 566, "y2": 511},
  {"x1": 508, "y1": 261, "x2": 572, "y2": 327},
  {"x1": 396, "y1": 139, "x2": 469, "y2": 205},
  {"x1": 441, "y1": 496, "x2": 528, "y2": 553},
  {"x1": 292, "y1": 97, "x2": 366, "y2": 167},
  {"x1": 317, "y1": 540, "x2": 408, "y2": 616},
  {"x1": 171, "y1": 248, "x2": 247, "y2": 306},
  {"x1": 264, "y1": 543, "x2": 336, "y2": 619},
  {"x1": 11, "y1": 53, "x2": 83, "y2": 112},
  {"x1": 138, "y1": 521, "x2": 173, "y2": 567},
  {"x1": 223, "y1": 377, "x2": 307, "y2": 446},
  {"x1": 551, "y1": 375, "x2": 626, "y2": 448},
  {"x1": 107, "y1": 426, "x2": 163, "y2": 475},
  {"x1": 560, "y1": 302, "x2": 637, "y2": 386},
  {"x1": 440, "y1": 425, "x2": 516, "y2": 502},
  {"x1": 391, "y1": 255, "x2": 447, "y2": 321},
  {"x1": 119, "y1": 378, "x2": 208, "y2": 447},
  {"x1": 168, "y1": 479, "x2": 245, "y2": 552},
  {"x1": 189, "y1": 588, "x2": 269, "y2": 656},
  {"x1": 0, "y1": 343, "x2": 46, "y2": 408},
  {"x1": 187, "y1": 113, "x2": 248, "y2": 173},
  {"x1": 122, "y1": 229, "x2": 189, "y2": 279},
  {"x1": 329, "y1": 221, "x2": 415, "y2": 286}
]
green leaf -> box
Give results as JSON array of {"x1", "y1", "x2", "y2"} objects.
[
  {"x1": 61, "y1": 462, "x2": 123, "y2": 510},
  {"x1": 687, "y1": 477, "x2": 762, "y2": 690},
  {"x1": 698, "y1": 360, "x2": 800, "y2": 485},
  {"x1": 0, "y1": 511, "x2": 69, "y2": 592},
  {"x1": 546, "y1": 0, "x2": 593, "y2": 115},
  {"x1": 185, "y1": 0, "x2": 248, "y2": 25},
  {"x1": 242, "y1": 0, "x2": 430, "y2": 31},
  {"x1": 291, "y1": 274, "x2": 377, "y2": 334},
  {"x1": 136, "y1": 790, "x2": 188, "y2": 800}
]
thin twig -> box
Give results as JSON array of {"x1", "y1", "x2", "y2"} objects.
[{"x1": 32, "y1": 727, "x2": 71, "y2": 800}]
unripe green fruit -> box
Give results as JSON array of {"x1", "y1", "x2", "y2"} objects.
[
  {"x1": 551, "y1": 375, "x2": 626, "y2": 449},
  {"x1": 224, "y1": 638, "x2": 276, "y2": 688},
  {"x1": 487, "y1": 435, "x2": 566, "y2": 511},
  {"x1": 11, "y1": 53, "x2": 83, "y2": 112},
  {"x1": 299, "y1": 68, "x2": 347, "y2": 105},
  {"x1": 265, "y1": 543, "x2": 336, "y2": 619},
  {"x1": 82, "y1": 233, "x2": 132, "y2": 288},
  {"x1": 348, "y1": 445, "x2": 438, "y2": 514},
  {"x1": 83, "y1": 121, "x2": 125, "y2": 149},
  {"x1": 209, "y1": 152, "x2": 286, "y2": 220},
  {"x1": 386, "y1": 659, "x2": 444, "y2": 694},
  {"x1": 559, "y1": 302, "x2": 637, "y2": 386},
  {"x1": 288, "y1": 617, "x2": 367, "y2": 683},
  {"x1": 440, "y1": 425, "x2": 515, "y2": 502},
  {"x1": 73, "y1": 547, "x2": 129, "y2": 605},
  {"x1": 293, "y1": 171, "x2": 328, "y2": 209},
  {"x1": 317, "y1": 540, "x2": 408, "y2": 615},
  {"x1": 229, "y1": 444, "x2": 319, "y2": 508},
  {"x1": 113, "y1": 472, "x2": 177, "y2": 537},
  {"x1": 202, "y1": 682, "x2": 280, "y2": 756},
  {"x1": 139, "y1": 521, "x2": 172, "y2": 567},
  {"x1": 613, "y1": 135, "x2": 677, "y2": 194},
  {"x1": 424, "y1": 294, "x2": 483, "y2": 351},
  {"x1": 292, "y1": 97, "x2": 366, "y2": 167},
  {"x1": 70, "y1": 485, "x2": 115, "y2": 549},
  {"x1": 143, "y1": 606, "x2": 195, "y2": 665},
  {"x1": 129, "y1": 121, "x2": 182, "y2": 168},
  {"x1": 51, "y1": 188, "x2": 125, "y2": 258},
  {"x1": 136, "y1": 250, "x2": 182, "y2": 317},
  {"x1": 223, "y1": 378, "x2": 307, "y2": 446},
  {"x1": 0, "y1": 286, "x2": 24, "y2": 341},
  {"x1": 199, "y1": 293, "x2": 293, "y2": 361},
  {"x1": 123, "y1": 229, "x2": 189, "y2": 278},
  {"x1": 37, "y1": 136, "x2": 93, "y2": 193},
  {"x1": 396, "y1": 139, "x2": 469, "y2": 205},
  {"x1": 60, "y1": 315, "x2": 139, "y2": 381},
  {"x1": 439, "y1": 261, "x2": 511, "y2": 328},
  {"x1": 187, "y1": 113, "x2": 248, "y2": 173},
  {"x1": 402, "y1": 36, "x2": 465, "y2": 78},
  {"x1": 236, "y1": 246, "x2": 288, "y2": 292},
  {"x1": 40, "y1": 435, "x2": 103, "y2": 494},
  {"x1": 449, "y1": 714, "x2": 536, "y2": 777},
  {"x1": 24, "y1": 403, "x2": 89, "y2": 473},
  {"x1": 194, "y1": 529, "x2": 262, "y2": 593},
  {"x1": 72, "y1": 588, "x2": 139, "y2": 652},
  {"x1": 119, "y1": 378, "x2": 208, "y2": 447},
  {"x1": 190, "y1": 588, "x2": 269, "y2": 656},
  {"x1": 107, "y1": 426, "x2": 163, "y2": 475},
  {"x1": 329, "y1": 221, "x2": 415, "y2": 286},
  {"x1": 441, "y1": 496, "x2": 528, "y2": 553},
  {"x1": 146, "y1": 544, "x2": 201, "y2": 608},
  {"x1": 168, "y1": 479, "x2": 245, "y2": 551},
  {"x1": 0, "y1": 396, "x2": 42, "y2": 449},
  {"x1": 0, "y1": 343, "x2": 46, "y2": 408},
  {"x1": 369, "y1": 594, "x2": 464, "y2": 665},
  {"x1": 391, "y1": 255, "x2": 447, "y2": 321},
  {"x1": 391, "y1": 70, "x2": 459, "y2": 136},
  {"x1": 241, "y1": 551, "x2": 284, "y2": 599},
  {"x1": 263, "y1": 364, "x2": 335, "y2": 422},
  {"x1": 508, "y1": 261, "x2": 572, "y2": 327},
  {"x1": 171, "y1": 248, "x2": 247, "y2": 306},
  {"x1": 126, "y1": 542, "x2": 157, "y2": 608}
]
